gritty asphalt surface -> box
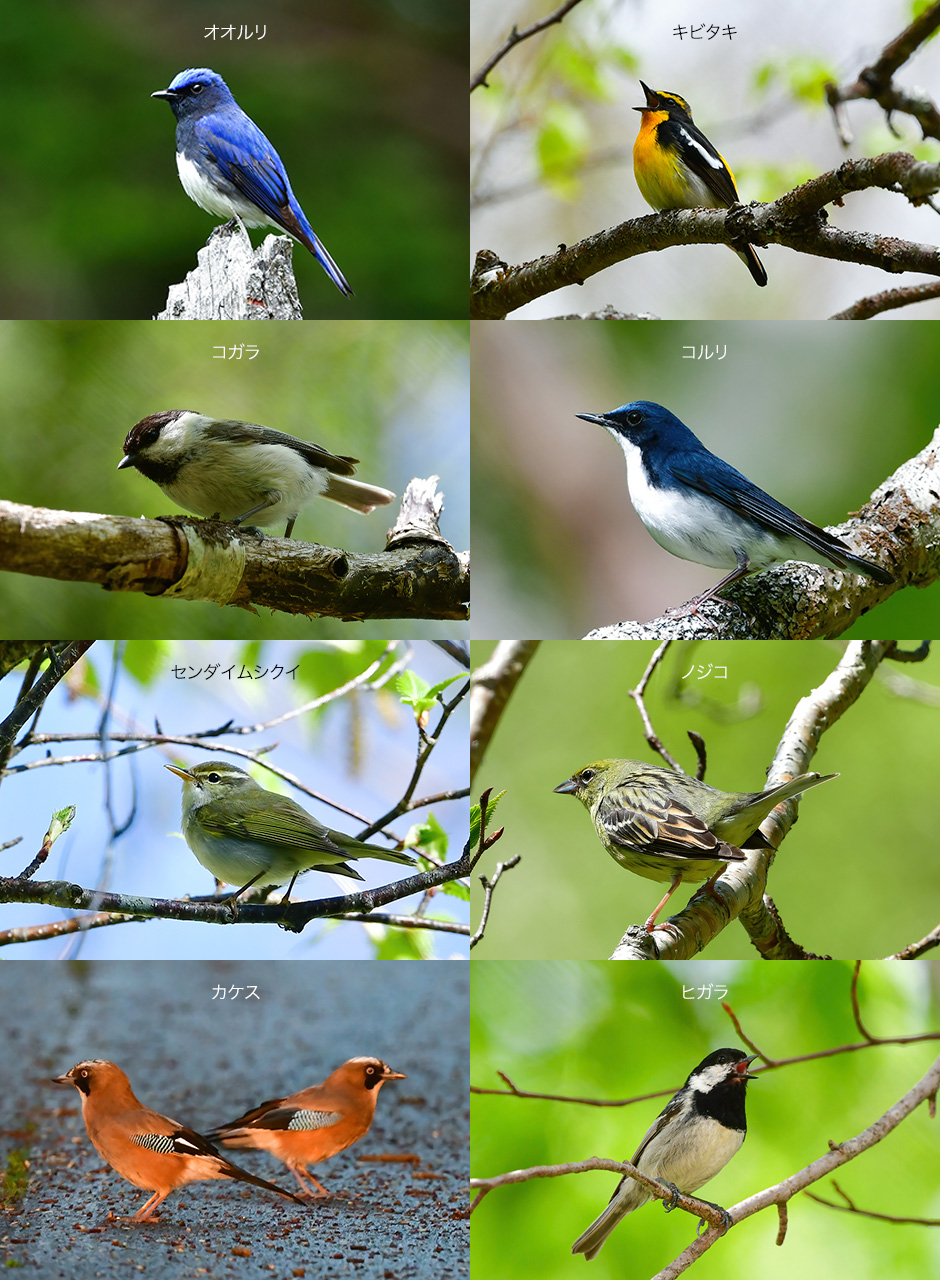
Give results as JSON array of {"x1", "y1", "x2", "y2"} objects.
[{"x1": 1, "y1": 960, "x2": 469, "y2": 1277}]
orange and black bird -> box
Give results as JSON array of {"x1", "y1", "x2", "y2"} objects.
[
  {"x1": 632, "y1": 81, "x2": 767, "y2": 286},
  {"x1": 206, "y1": 1056, "x2": 406, "y2": 1199}
]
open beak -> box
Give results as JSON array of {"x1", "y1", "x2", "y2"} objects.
[{"x1": 553, "y1": 777, "x2": 580, "y2": 795}]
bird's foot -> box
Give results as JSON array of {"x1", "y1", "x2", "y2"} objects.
[{"x1": 658, "y1": 1180, "x2": 682, "y2": 1212}]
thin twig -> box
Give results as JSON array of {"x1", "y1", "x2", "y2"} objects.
[
  {"x1": 471, "y1": 0, "x2": 586, "y2": 92},
  {"x1": 470, "y1": 854, "x2": 521, "y2": 949}
]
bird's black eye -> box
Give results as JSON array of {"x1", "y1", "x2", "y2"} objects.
[
  {"x1": 143, "y1": 427, "x2": 160, "y2": 446},
  {"x1": 191, "y1": 83, "x2": 204, "y2": 95},
  {"x1": 206, "y1": 772, "x2": 222, "y2": 783},
  {"x1": 580, "y1": 769, "x2": 596, "y2": 782},
  {"x1": 626, "y1": 411, "x2": 643, "y2": 426}
]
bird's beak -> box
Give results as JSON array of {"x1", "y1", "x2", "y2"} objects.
[
  {"x1": 382, "y1": 1067, "x2": 407, "y2": 1081},
  {"x1": 553, "y1": 777, "x2": 580, "y2": 795},
  {"x1": 633, "y1": 81, "x2": 657, "y2": 112},
  {"x1": 116, "y1": 453, "x2": 136, "y2": 470},
  {"x1": 52, "y1": 1073, "x2": 72, "y2": 1085},
  {"x1": 739, "y1": 1054, "x2": 760, "y2": 1079},
  {"x1": 575, "y1": 412, "x2": 612, "y2": 429},
  {"x1": 151, "y1": 88, "x2": 177, "y2": 100},
  {"x1": 165, "y1": 764, "x2": 195, "y2": 783}
]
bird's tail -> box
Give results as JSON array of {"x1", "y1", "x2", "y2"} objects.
[
  {"x1": 571, "y1": 1188, "x2": 647, "y2": 1261},
  {"x1": 730, "y1": 243, "x2": 767, "y2": 287},
  {"x1": 323, "y1": 474, "x2": 396, "y2": 514},
  {"x1": 307, "y1": 230, "x2": 355, "y2": 297},
  {"x1": 219, "y1": 1155, "x2": 304, "y2": 1204},
  {"x1": 331, "y1": 832, "x2": 416, "y2": 868}
]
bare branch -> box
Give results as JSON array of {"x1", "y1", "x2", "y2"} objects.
[
  {"x1": 831, "y1": 280, "x2": 940, "y2": 319},
  {"x1": 472, "y1": 153, "x2": 940, "y2": 320},
  {"x1": 825, "y1": 3, "x2": 940, "y2": 147},
  {"x1": 470, "y1": 641, "x2": 539, "y2": 784},
  {"x1": 470, "y1": 854, "x2": 521, "y2": 949},
  {"x1": 805, "y1": 1179, "x2": 940, "y2": 1225},
  {"x1": 471, "y1": 0, "x2": 587, "y2": 92},
  {"x1": 0, "y1": 486, "x2": 469, "y2": 622}
]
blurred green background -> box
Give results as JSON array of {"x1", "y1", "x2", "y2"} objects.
[
  {"x1": 1, "y1": 0, "x2": 467, "y2": 319},
  {"x1": 472, "y1": 959, "x2": 940, "y2": 1280},
  {"x1": 471, "y1": 320, "x2": 940, "y2": 637},
  {"x1": 0, "y1": 319, "x2": 469, "y2": 639},
  {"x1": 470, "y1": 639, "x2": 940, "y2": 958}
]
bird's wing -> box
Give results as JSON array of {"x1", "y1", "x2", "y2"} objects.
[
  {"x1": 130, "y1": 1119, "x2": 224, "y2": 1160},
  {"x1": 596, "y1": 790, "x2": 743, "y2": 864},
  {"x1": 197, "y1": 112, "x2": 294, "y2": 223},
  {"x1": 670, "y1": 454, "x2": 849, "y2": 562},
  {"x1": 664, "y1": 118, "x2": 740, "y2": 206},
  {"x1": 207, "y1": 420, "x2": 358, "y2": 477},
  {"x1": 198, "y1": 797, "x2": 348, "y2": 855},
  {"x1": 601, "y1": 1092, "x2": 686, "y2": 1207}
]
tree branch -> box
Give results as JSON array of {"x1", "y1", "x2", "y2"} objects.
[
  {"x1": 471, "y1": 153, "x2": 940, "y2": 319},
  {"x1": 831, "y1": 280, "x2": 940, "y2": 319},
  {"x1": 825, "y1": 2, "x2": 940, "y2": 147},
  {"x1": 583, "y1": 430, "x2": 939, "y2": 640},
  {"x1": 470, "y1": 0, "x2": 587, "y2": 92},
  {"x1": 0, "y1": 483, "x2": 469, "y2": 622},
  {"x1": 470, "y1": 853, "x2": 521, "y2": 949},
  {"x1": 470, "y1": 641, "x2": 539, "y2": 784}
]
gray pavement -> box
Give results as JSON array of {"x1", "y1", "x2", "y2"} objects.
[{"x1": 1, "y1": 960, "x2": 469, "y2": 1278}]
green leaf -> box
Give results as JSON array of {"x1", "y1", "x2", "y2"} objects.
[
  {"x1": 367, "y1": 923, "x2": 435, "y2": 959},
  {"x1": 122, "y1": 641, "x2": 171, "y2": 687},
  {"x1": 438, "y1": 877, "x2": 469, "y2": 901},
  {"x1": 469, "y1": 790, "x2": 506, "y2": 851},
  {"x1": 404, "y1": 812, "x2": 449, "y2": 861},
  {"x1": 392, "y1": 670, "x2": 462, "y2": 717},
  {"x1": 536, "y1": 102, "x2": 591, "y2": 198}
]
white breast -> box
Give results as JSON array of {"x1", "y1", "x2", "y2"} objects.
[{"x1": 176, "y1": 152, "x2": 273, "y2": 229}]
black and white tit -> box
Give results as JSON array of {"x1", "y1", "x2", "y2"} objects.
[
  {"x1": 118, "y1": 410, "x2": 395, "y2": 538},
  {"x1": 571, "y1": 1048, "x2": 757, "y2": 1261}
]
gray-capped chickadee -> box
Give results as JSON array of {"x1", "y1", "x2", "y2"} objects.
[
  {"x1": 118, "y1": 410, "x2": 395, "y2": 538},
  {"x1": 571, "y1": 1047, "x2": 757, "y2": 1261}
]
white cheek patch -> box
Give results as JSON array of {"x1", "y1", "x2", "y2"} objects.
[{"x1": 175, "y1": 152, "x2": 272, "y2": 228}]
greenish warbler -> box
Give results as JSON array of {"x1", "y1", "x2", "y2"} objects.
[
  {"x1": 166, "y1": 761, "x2": 414, "y2": 903},
  {"x1": 554, "y1": 758, "x2": 837, "y2": 932}
]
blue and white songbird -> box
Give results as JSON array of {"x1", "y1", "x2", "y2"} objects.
[
  {"x1": 576, "y1": 400, "x2": 894, "y2": 607},
  {"x1": 152, "y1": 68, "x2": 353, "y2": 297}
]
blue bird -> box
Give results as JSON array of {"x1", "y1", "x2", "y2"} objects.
[
  {"x1": 152, "y1": 68, "x2": 353, "y2": 297},
  {"x1": 575, "y1": 400, "x2": 895, "y2": 607}
]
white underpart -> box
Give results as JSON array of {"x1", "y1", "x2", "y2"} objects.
[
  {"x1": 176, "y1": 152, "x2": 274, "y2": 229},
  {"x1": 152, "y1": 412, "x2": 327, "y2": 526},
  {"x1": 610, "y1": 432, "x2": 833, "y2": 573}
]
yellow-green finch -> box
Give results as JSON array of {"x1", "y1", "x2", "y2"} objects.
[
  {"x1": 166, "y1": 760, "x2": 414, "y2": 902},
  {"x1": 554, "y1": 759, "x2": 837, "y2": 931}
]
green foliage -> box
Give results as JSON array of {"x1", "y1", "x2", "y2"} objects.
[
  {"x1": 405, "y1": 812, "x2": 450, "y2": 862},
  {"x1": 1, "y1": 1149, "x2": 29, "y2": 1206},
  {"x1": 392, "y1": 670, "x2": 463, "y2": 719},
  {"x1": 369, "y1": 921, "x2": 435, "y2": 959},
  {"x1": 537, "y1": 102, "x2": 592, "y2": 198},
  {"x1": 754, "y1": 56, "x2": 839, "y2": 107},
  {"x1": 469, "y1": 789, "x2": 505, "y2": 854},
  {"x1": 122, "y1": 640, "x2": 171, "y2": 687},
  {"x1": 472, "y1": 960, "x2": 940, "y2": 1280}
]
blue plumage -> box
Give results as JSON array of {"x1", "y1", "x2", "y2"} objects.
[
  {"x1": 576, "y1": 400, "x2": 894, "y2": 606},
  {"x1": 153, "y1": 68, "x2": 353, "y2": 297}
]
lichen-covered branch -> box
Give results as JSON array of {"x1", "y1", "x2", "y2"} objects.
[
  {"x1": 0, "y1": 482, "x2": 469, "y2": 622},
  {"x1": 472, "y1": 153, "x2": 940, "y2": 319},
  {"x1": 583, "y1": 428, "x2": 939, "y2": 640}
]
